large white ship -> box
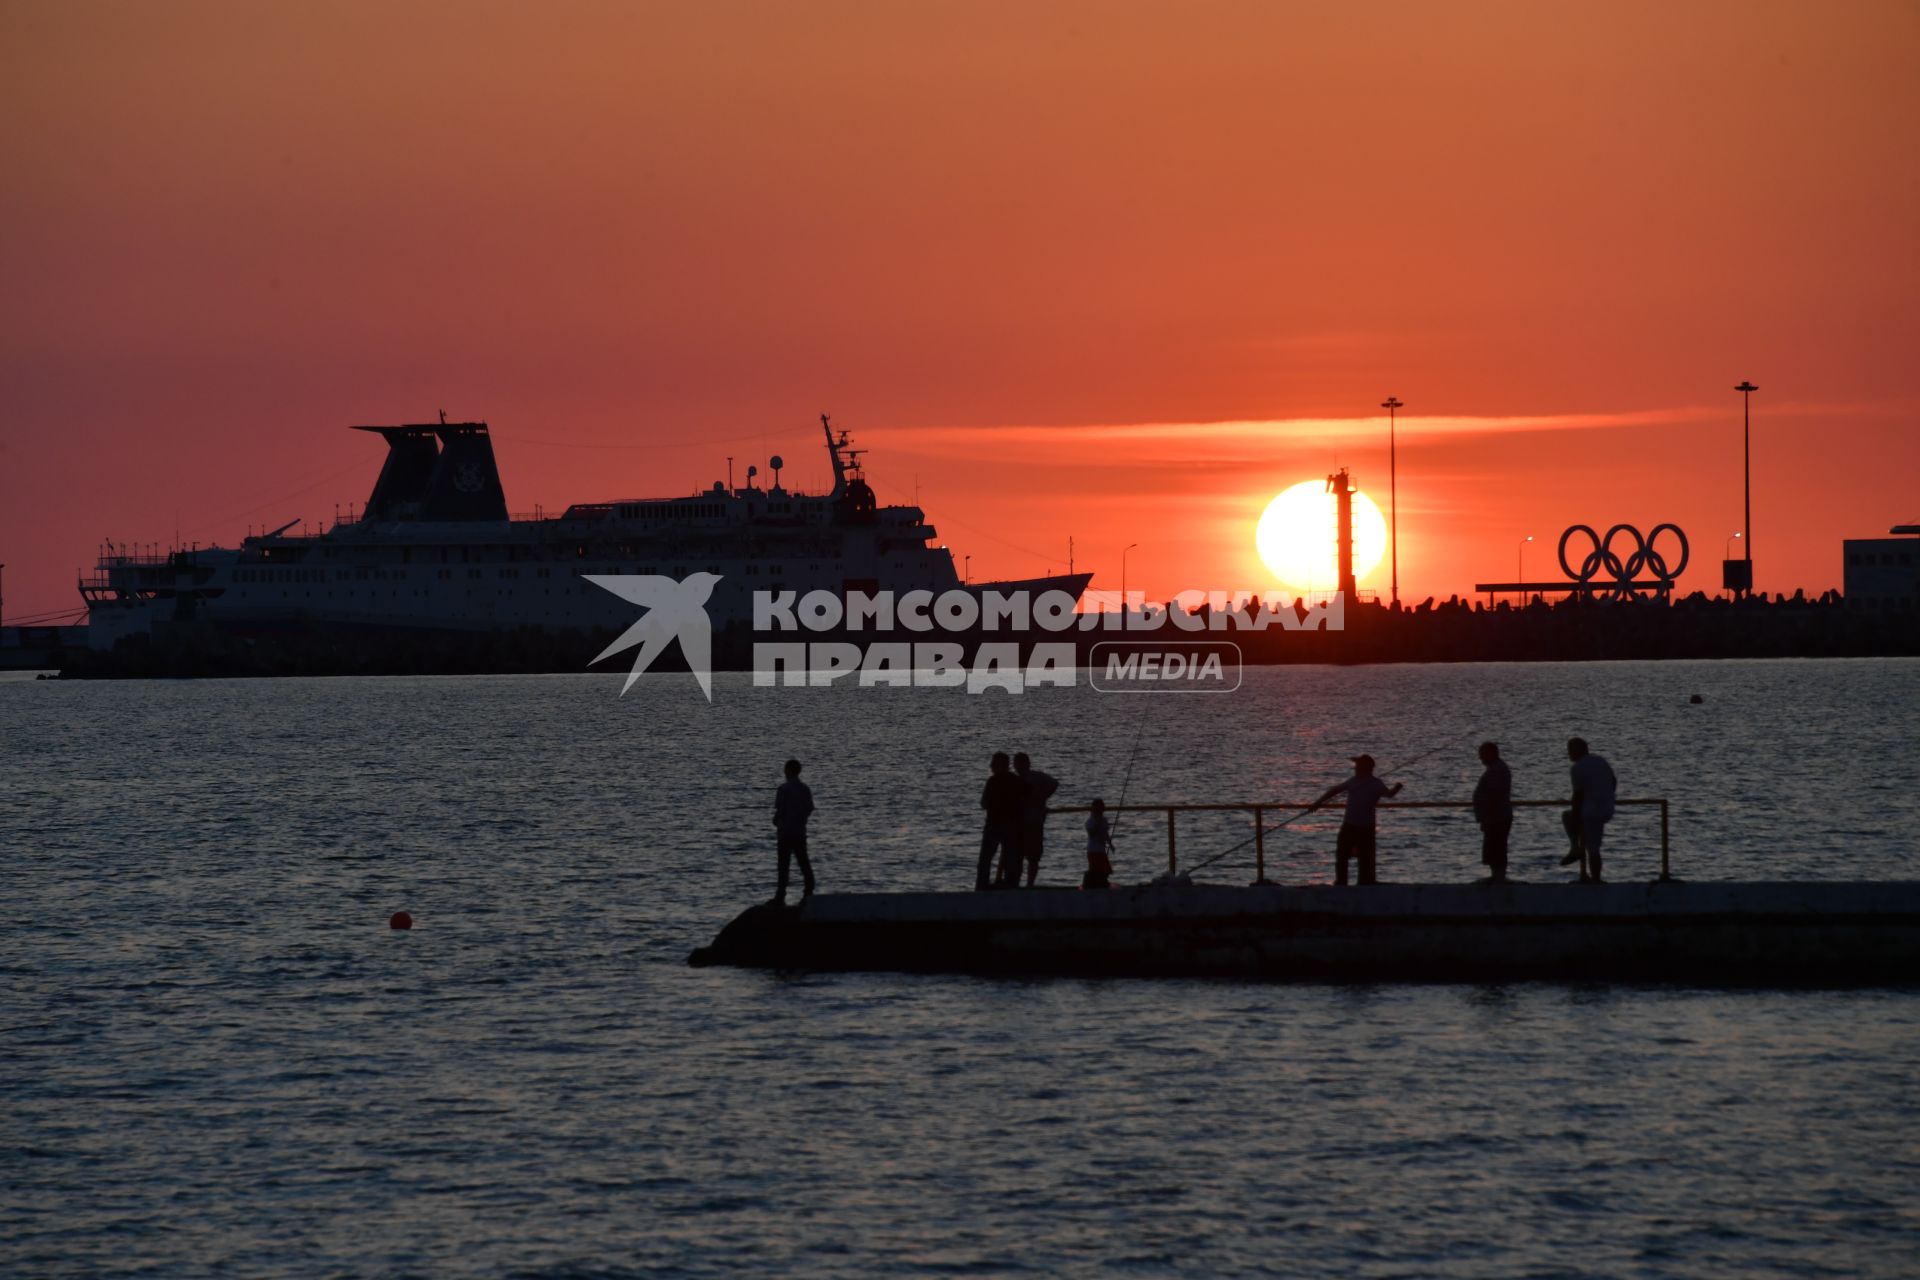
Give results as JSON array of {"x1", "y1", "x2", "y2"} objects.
[{"x1": 81, "y1": 415, "x2": 1090, "y2": 659}]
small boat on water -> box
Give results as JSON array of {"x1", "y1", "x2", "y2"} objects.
[{"x1": 689, "y1": 880, "x2": 1920, "y2": 983}]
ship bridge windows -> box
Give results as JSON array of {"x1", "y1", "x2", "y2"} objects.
[{"x1": 613, "y1": 502, "x2": 736, "y2": 522}]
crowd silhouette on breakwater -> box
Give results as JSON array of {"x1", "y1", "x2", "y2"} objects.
[
  {"x1": 1182, "y1": 588, "x2": 1886, "y2": 665},
  {"x1": 765, "y1": 736, "x2": 1622, "y2": 903}
]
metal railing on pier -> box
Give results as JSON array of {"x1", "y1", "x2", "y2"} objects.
[{"x1": 1049, "y1": 798, "x2": 1672, "y2": 883}]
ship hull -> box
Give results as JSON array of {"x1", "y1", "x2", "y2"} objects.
[{"x1": 62, "y1": 578, "x2": 1098, "y2": 679}]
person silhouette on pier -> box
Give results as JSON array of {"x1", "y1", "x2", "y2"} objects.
[
  {"x1": 1314, "y1": 754, "x2": 1402, "y2": 886},
  {"x1": 1473, "y1": 742, "x2": 1513, "y2": 883},
  {"x1": 1082, "y1": 798, "x2": 1115, "y2": 890},
  {"x1": 772, "y1": 758, "x2": 816, "y2": 906},
  {"x1": 978, "y1": 752, "x2": 1024, "y2": 890},
  {"x1": 1564, "y1": 738, "x2": 1616, "y2": 884},
  {"x1": 1011, "y1": 752, "x2": 1059, "y2": 887}
]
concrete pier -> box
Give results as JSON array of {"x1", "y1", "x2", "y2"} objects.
[{"x1": 688, "y1": 881, "x2": 1920, "y2": 982}]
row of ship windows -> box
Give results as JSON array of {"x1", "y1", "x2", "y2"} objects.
[
  {"x1": 614, "y1": 501, "x2": 800, "y2": 519},
  {"x1": 1849, "y1": 552, "x2": 1915, "y2": 568},
  {"x1": 239, "y1": 588, "x2": 691, "y2": 600},
  {"x1": 230, "y1": 562, "x2": 956, "y2": 602},
  {"x1": 234, "y1": 564, "x2": 830, "y2": 584},
  {"x1": 249, "y1": 533, "x2": 876, "y2": 568},
  {"x1": 233, "y1": 562, "x2": 939, "y2": 588},
  {"x1": 236, "y1": 568, "x2": 442, "y2": 583}
]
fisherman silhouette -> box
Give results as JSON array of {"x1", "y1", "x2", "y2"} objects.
[
  {"x1": 1564, "y1": 738, "x2": 1616, "y2": 883},
  {"x1": 978, "y1": 752, "x2": 1023, "y2": 890},
  {"x1": 1011, "y1": 752, "x2": 1058, "y2": 887},
  {"x1": 587, "y1": 571, "x2": 722, "y2": 699},
  {"x1": 1313, "y1": 754, "x2": 1402, "y2": 886},
  {"x1": 772, "y1": 758, "x2": 815, "y2": 906},
  {"x1": 1082, "y1": 798, "x2": 1115, "y2": 889},
  {"x1": 1473, "y1": 742, "x2": 1513, "y2": 883}
]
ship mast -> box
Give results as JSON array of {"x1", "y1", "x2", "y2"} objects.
[{"x1": 821, "y1": 413, "x2": 848, "y2": 498}]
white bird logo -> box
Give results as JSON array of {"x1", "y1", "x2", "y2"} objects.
[{"x1": 586, "y1": 573, "x2": 723, "y2": 700}]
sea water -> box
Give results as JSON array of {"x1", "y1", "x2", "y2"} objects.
[{"x1": 4, "y1": 660, "x2": 1918, "y2": 1277}]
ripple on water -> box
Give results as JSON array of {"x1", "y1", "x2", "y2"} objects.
[{"x1": 4, "y1": 664, "x2": 1920, "y2": 1277}]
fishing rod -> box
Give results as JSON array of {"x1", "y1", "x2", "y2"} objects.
[
  {"x1": 1181, "y1": 730, "x2": 1482, "y2": 877},
  {"x1": 1106, "y1": 698, "x2": 1154, "y2": 844}
]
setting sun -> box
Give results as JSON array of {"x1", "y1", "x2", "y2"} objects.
[{"x1": 1255, "y1": 480, "x2": 1388, "y2": 592}]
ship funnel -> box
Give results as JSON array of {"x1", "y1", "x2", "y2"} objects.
[
  {"x1": 354, "y1": 425, "x2": 439, "y2": 519},
  {"x1": 352, "y1": 420, "x2": 508, "y2": 522}
]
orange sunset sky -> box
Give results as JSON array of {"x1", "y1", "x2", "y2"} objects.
[{"x1": 3, "y1": 0, "x2": 1917, "y2": 621}]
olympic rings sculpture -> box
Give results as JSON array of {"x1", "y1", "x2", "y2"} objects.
[{"x1": 1557, "y1": 523, "x2": 1689, "y2": 595}]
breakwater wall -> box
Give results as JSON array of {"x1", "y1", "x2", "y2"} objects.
[
  {"x1": 689, "y1": 881, "x2": 1920, "y2": 983},
  {"x1": 60, "y1": 593, "x2": 1919, "y2": 678}
]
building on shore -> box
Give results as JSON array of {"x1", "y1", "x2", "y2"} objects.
[{"x1": 1843, "y1": 524, "x2": 1920, "y2": 613}]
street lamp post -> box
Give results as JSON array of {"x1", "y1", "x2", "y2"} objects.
[
  {"x1": 1382, "y1": 397, "x2": 1403, "y2": 607},
  {"x1": 1121, "y1": 543, "x2": 1139, "y2": 616},
  {"x1": 1517, "y1": 535, "x2": 1532, "y2": 606},
  {"x1": 1735, "y1": 380, "x2": 1757, "y2": 592},
  {"x1": 964, "y1": 555, "x2": 971, "y2": 585}
]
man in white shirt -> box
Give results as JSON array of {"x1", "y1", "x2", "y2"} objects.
[
  {"x1": 1314, "y1": 754, "x2": 1403, "y2": 886},
  {"x1": 1565, "y1": 738, "x2": 1617, "y2": 884},
  {"x1": 1012, "y1": 752, "x2": 1060, "y2": 888}
]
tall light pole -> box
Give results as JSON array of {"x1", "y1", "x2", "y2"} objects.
[
  {"x1": 1517, "y1": 535, "x2": 1532, "y2": 605},
  {"x1": 963, "y1": 555, "x2": 971, "y2": 585},
  {"x1": 1121, "y1": 542, "x2": 1138, "y2": 615},
  {"x1": 1382, "y1": 396, "x2": 1403, "y2": 607},
  {"x1": 1735, "y1": 381, "x2": 1757, "y2": 589},
  {"x1": 1725, "y1": 532, "x2": 1741, "y2": 559}
]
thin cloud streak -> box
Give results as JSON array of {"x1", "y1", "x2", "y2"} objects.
[
  {"x1": 886, "y1": 399, "x2": 1908, "y2": 456},
  {"x1": 897, "y1": 409, "x2": 1709, "y2": 449}
]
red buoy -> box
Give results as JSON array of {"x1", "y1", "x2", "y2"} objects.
[{"x1": 390, "y1": 911, "x2": 413, "y2": 930}]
